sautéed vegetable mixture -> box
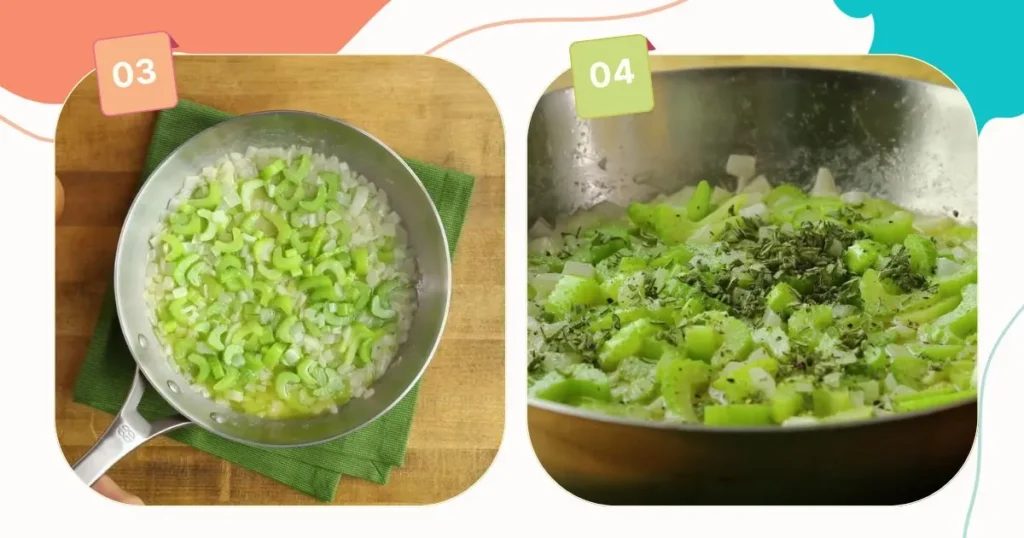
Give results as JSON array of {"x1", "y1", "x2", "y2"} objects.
[
  {"x1": 145, "y1": 146, "x2": 418, "y2": 419},
  {"x1": 527, "y1": 161, "x2": 977, "y2": 427}
]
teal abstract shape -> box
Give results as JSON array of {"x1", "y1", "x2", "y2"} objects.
[{"x1": 834, "y1": 0, "x2": 1023, "y2": 131}]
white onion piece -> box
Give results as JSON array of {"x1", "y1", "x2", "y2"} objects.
[
  {"x1": 791, "y1": 382, "x2": 814, "y2": 393},
  {"x1": 748, "y1": 367, "x2": 776, "y2": 398},
  {"x1": 350, "y1": 186, "x2": 369, "y2": 215},
  {"x1": 835, "y1": 351, "x2": 858, "y2": 365},
  {"x1": 531, "y1": 273, "x2": 564, "y2": 300},
  {"x1": 562, "y1": 211, "x2": 603, "y2": 234},
  {"x1": 761, "y1": 309, "x2": 783, "y2": 328},
  {"x1": 587, "y1": 200, "x2": 626, "y2": 222},
  {"x1": 850, "y1": 391, "x2": 865, "y2": 408},
  {"x1": 841, "y1": 190, "x2": 867, "y2": 205},
  {"x1": 936, "y1": 257, "x2": 963, "y2": 277},
  {"x1": 725, "y1": 154, "x2": 756, "y2": 181},
  {"x1": 914, "y1": 214, "x2": 955, "y2": 234},
  {"x1": 664, "y1": 185, "x2": 696, "y2": 206},
  {"x1": 182, "y1": 175, "x2": 202, "y2": 194},
  {"x1": 529, "y1": 236, "x2": 562, "y2": 255},
  {"x1": 686, "y1": 224, "x2": 714, "y2": 245},
  {"x1": 741, "y1": 174, "x2": 772, "y2": 195},
  {"x1": 711, "y1": 187, "x2": 732, "y2": 206},
  {"x1": 529, "y1": 218, "x2": 554, "y2": 239},
  {"x1": 832, "y1": 304, "x2": 856, "y2": 318},
  {"x1": 739, "y1": 203, "x2": 767, "y2": 218},
  {"x1": 886, "y1": 344, "x2": 912, "y2": 358},
  {"x1": 890, "y1": 385, "x2": 917, "y2": 398},
  {"x1": 720, "y1": 362, "x2": 743, "y2": 378},
  {"x1": 707, "y1": 387, "x2": 729, "y2": 406},
  {"x1": 562, "y1": 261, "x2": 595, "y2": 278},
  {"x1": 283, "y1": 347, "x2": 301, "y2": 366},
  {"x1": 810, "y1": 167, "x2": 838, "y2": 197},
  {"x1": 746, "y1": 348, "x2": 768, "y2": 363}
]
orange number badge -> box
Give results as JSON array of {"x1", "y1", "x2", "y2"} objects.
[{"x1": 93, "y1": 32, "x2": 178, "y2": 116}]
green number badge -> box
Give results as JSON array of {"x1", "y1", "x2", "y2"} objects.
[{"x1": 569, "y1": 34, "x2": 654, "y2": 119}]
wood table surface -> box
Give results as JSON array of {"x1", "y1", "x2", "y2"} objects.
[{"x1": 55, "y1": 56, "x2": 505, "y2": 505}]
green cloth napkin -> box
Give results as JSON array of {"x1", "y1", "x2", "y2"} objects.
[{"x1": 73, "y1": 99, "x2": 475, "y2": 502}]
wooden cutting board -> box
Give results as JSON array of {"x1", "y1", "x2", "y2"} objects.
[{"x1": 55, "y1": 55, "x2": 505, "y2": 505}]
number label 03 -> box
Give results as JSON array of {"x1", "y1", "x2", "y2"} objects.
[
  {"x1": 569, "y1": 35, "x2": 653, "y2": 119},
  {"x1": 112, "y1": 58, "x2": 158, "y2": 89},
  {"x1": 94, "y1": 32, "x2": 178, "y2": 116}
]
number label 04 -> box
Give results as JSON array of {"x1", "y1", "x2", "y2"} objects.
[{"x1": 569, "y1": 35, "x2": 654, "y2": 119}]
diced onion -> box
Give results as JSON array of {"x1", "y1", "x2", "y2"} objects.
[
  {"x1": 741, "y1": 174, "x2": 772, "y2": 195},
  {"x1": 531, "y1": 273, "x2": 564, "y2": 300},
  {"x1": 810, "y1": 167, "x2": 838, "y2": 197},
  {"x1": 739, "y1": 203, "x2": 767, "y2": 218},
  {"x1": 841, "y1": 190, "x2": 867, "y2": 205},
  {"x1": 725, "y1": 154, "x2": 756, "y2": 181},
  {"x1": 562, "y1": 261, "x2": 595, "y2": 278},
  {"x1": 936, "y1": 257, "x2": 963, "y2": 277}
]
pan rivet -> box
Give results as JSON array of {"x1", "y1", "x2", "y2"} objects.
[
  {"x1": 211, "y1": 413, "x2": 226, "y2": 424},
  {"x1": 167, "y1": 381, "x2": 180, "y2": 394},
  {"x1": 138, "y1": 335, "x2": 148, "y2": 348}
]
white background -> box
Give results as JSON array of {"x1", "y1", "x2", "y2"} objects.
[{"x1": 2, "y1": 0, "x2": 1020, "y2": 536}]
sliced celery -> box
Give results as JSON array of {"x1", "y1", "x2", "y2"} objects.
[
  {"x1": 275, "y1": 316, "x2": 298, "y2": 344},
  {"x1": 299, "y1": 184, "x2": 328, "y2": 212},
  {"x1": 296, "y1": 358, "x2": 318, "y2": 386},
  {"x1": 206, "y1": 326, "x2": 227, "y2": 351},
  {"x1": 314, "y1": 259, "x2": 347, "y2": 283},
  {"x1": 213, "y1": 228, "x2": 244, "y2": 254},
  {"x1": 283, "y1": 154, "x2": 311, "y2": 183},
  {"x1": 270, "y1": 294, "x2": 294, "y2": 315},
  {"x1": 703, "y1": 404, "x2": 773, "y2": 426},
  {"x1": 188, "y1": 354, "x2": 210, "y2": 383},
  {"x1": 260, "y1": 159, "x2": 286, "y2": 180},
  {"x1": 371, "y1": 296, "x2": 396, "y2": 319},
  {"x1": 353, "y1": 247, "x2": 369, "y2": 276},
  {"x1": 263, "y1": 211, "x2": 292, "y2": 243},
  {"x1": 161, "y1": 234, "x2": 185, "y2": 261},
  {"x1": 171, "y1": 214, "x2": 202, "y2": 236},
  {"x1": 213, "y1": 367, "x2": 239, "y2": 392},
  {"x1": 275, "y1": 371, "x2": 301, "y2": 399},
  {"x1": 309, "y1": 227, "x2": 328, "y2": 257}
]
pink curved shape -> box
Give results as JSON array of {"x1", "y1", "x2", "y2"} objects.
[
  {"x1": 0, "y1": 113, "x2": 53, "y2": 143},
  {"x1": 425, "y1": 0, "x2": 688, "y2": 54}
]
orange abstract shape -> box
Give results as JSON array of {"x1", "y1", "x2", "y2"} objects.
[{"x1": 0, "y1": 0, "x2": 389, "y2": 104}]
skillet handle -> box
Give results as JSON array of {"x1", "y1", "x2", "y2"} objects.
[{"x1": 72, "y1": 367, "x2": 191, "y2": 486}]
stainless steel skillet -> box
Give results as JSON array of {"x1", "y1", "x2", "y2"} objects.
[
  {"x1": 74, "y1": 111, "x2": 452, "y2": 485},
  {"x1": 527, "y1": 66, "x2": 977, "y2": 505}
]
